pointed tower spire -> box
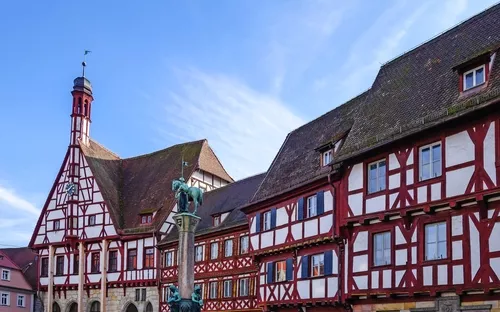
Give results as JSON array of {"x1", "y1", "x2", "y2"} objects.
[{"x1": 70, "y1": 52, "x2": 94, "y2": 146}]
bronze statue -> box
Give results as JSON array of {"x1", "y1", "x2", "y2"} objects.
[
  {"x1": 172, "y1": 177, "x2": 204, "y2": 215},
  {"x1": 191, "y1": 285, "x2": 203, "y2": 308}
]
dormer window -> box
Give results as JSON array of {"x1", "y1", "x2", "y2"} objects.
[
  {"x1": 322, "y1": 149, "x2": 333, "y2": 166},
  {"x1": 213, "y1": 215, "x2": 221, "y2": 226},
  {"x1": 141, "y1": 214, "x2": 153, "y2": 225},
  {"x1": 463, "y1": 65, "x2": 485, "y2": 90}
]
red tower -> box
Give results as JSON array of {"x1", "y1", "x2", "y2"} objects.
[{"x1": 70, "y1": 62, "x2": 93, "y2": 147}]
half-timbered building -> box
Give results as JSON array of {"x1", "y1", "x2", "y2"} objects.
[
  {"x1": 28, "y1": 72, "x2": 233, "y2": 312},
  {"x1": 243, "y1": 3, "x2": 500, "y2": 312},
  {"x1": 158, "y1": 173, "x2": 265, "y2": 312}
]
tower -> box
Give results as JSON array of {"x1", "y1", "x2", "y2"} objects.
[{"x1": 70, "y1": 62, "x2": 93, "y2": 146}]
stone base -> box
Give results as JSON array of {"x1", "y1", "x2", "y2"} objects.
[{"x1": 169, "y1": 298, "x2": 202, "y2": 312}]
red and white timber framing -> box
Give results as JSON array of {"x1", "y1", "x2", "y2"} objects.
[
  {"x1": 159, "y1": 226, "x2": 259, "y2": 312},
  {"x1": 246, "y1": 184, "x2": 344, "y2": 311},
  {"x1": 340, "y1": 110, "x2": 500, "y2": 303}
]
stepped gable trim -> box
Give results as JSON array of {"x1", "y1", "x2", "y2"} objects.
[{"x1": 29, "y1": 149, "x2": 71, "y2": 248}]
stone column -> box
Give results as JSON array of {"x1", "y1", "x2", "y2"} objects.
[
  {"x1": 100, "y1": 239, "x2": 108, "y2": 312},
  {"x1": 47, "y1": 245, "x2": 54, "y2": 312},
  {"x1": 77, "y1": 243, "x2": 84, "y2": 312},
  {"x1": 173, "y1": 212, "x2": 201, "y2": 299}
]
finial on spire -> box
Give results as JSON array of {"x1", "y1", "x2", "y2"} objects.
[{"x1": 82, "y1": 50, "x2": 92, "y2": 77}]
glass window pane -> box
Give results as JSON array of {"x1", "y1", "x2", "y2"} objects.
[
  {"x1": 426, "y1": 224, "x2": 436, "y2": 243},
  {"x1": 438, "y1": 241, "x2": 447, "y2": 259},
  {"x1": 421, "y1": 148, "x2": 430, "y2": 165},
  {"x1": 465, "y1": 72, "x2": 474, "y2": 89},
  {"x1": 369, "y1": 179, "x2": 377, "y2": 193},
  {"x1": 433, "y1": 160, "x2": 442, "y2": 177},
  {"x1": 422, "y1": 163, "x2": 430, "y2": 180},
  {"x1": 427, "y1": 242, "x2": 437, "y2": 260},
  {"x1": 378, "y1": 161, "x2": 386, "y2": 177},
  {"x1": 383, "y1": 249, "x2": 391, "y2": 265},
  {"x1": 375, "y1": 234, "x2": 383, "y2": 251},
  {"x1": 432, "y1": 145, "x2": 441, "y2": 162},
  {"x1": 438, "y1": 223, "x2": 446, "y2": 241},
  {"x1": 384, "y1": 232, "x2": 391, "y2": 247},
  {"x1": 378, "y1": 175, "x2": 386, "y2": 191},
  {"x1": 375, "y1": 250, "x2": 383, "y2": 265},
  {"x1": 476, "y1": 67, "x2": 484, "y2": 85}
]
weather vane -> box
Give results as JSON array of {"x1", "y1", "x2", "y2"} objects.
[
  {"x1": 82, "y1": 50, "x2": 92, "y2": 77},
  {"x1": 181, "y1": 158, "x2": 189, "y2": 179}
]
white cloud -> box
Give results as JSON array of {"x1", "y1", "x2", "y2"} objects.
[
  {"x1": 0, "y1": 186, "x2": 40, "y2": 215},
  {"x1": 159, "y1": 69, "x2": 304, "y2": 180}
]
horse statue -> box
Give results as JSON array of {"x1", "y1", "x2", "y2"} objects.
[{"x1": 172, "y1": 177, "x2": 204, "y2": 215}]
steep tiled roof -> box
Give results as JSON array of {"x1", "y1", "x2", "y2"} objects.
[
  {"x1": 80, "y1": 139, "x2": 233, "y2": 233},
  {"x1": 0, "y1": 248, "x2": 37, "y2": 289},
  {"x1": 250, "y1": 3, "x2": 500, "y2": 205},
  {"x1": 159, "y1": 172, "x2": 265, "y2": 245}
]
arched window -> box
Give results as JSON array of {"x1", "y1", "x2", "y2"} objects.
[
  {"x1": 68, "y1": 302, "x2": 78, "y2": 312},
  {"x1": 90, "y1": 301, "x2": 100, "y2": 312},
  {"x1": 84, "y1": 100, "x2": 88, "y2": 116},
  {"x1": 146, "y1": 303, "x2": 153, "y2": 312},
  {"x1": 53, "y1": 302, "x2": 61, "y2": 312},
  {"x1": 77, "y1": 98, "x2": 82, "y2": 114}
]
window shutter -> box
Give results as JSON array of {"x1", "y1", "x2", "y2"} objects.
[
  {"x1": 297, "y1": 198, "x2": 304, "y2": 220},
  {"x1": 267, "y1": 262, "x2": 274, "y2": 284},
  {"x1": 271, "y1": 208, "x2": 277, "y2": 229},
  {"x1": 301, "y1": 255, "x2": 309, "y2": 278},
  {"x1": 317, "y1": 191, "x2": 324, "y2": 215},
  {"x1": 255, "y1": 213, "x2": 261, "y2": 233},
  {"x1": 286, "y1": 258, "x2": 293, "y2": 281},
  {"x1": 324, "y1": 251, "x2": 333, "y2": 275}
]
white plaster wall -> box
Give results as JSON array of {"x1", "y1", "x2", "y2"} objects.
[
  {"x1": 383, "y1": 269, "x2": 391, "y2": 288},
  {"x1": 48, "y1": 210, "x2": 65, "y2": 220},
  {"x1": 366, "y1": 195, "x2": 385, "y2": 214},
  {"x1": 445, "y1": 131, "x2": 475, "y2": 167},
  {"x1": 274, "y1": 228, "x2": 287, "y2": 245},
  {"x1": 452, "y1": 241, "x2": 463, "y2": 260},
  {"x1": 304, "y1": 219, "x2": 318, "y2": 238},
  {"x1": 276, "y1": 208, "x2": 288, "y2": 226},
  {"x1": 297, "y1": 280, "x2": 309, "y2": 299},
  {"x1": 261, "y1": 232, "x2": 273, "y2": 248},
  {"x1": 438, "y1": 265, "x2": 447, "y2": 285},
  {"x1": 353, "y1": 255, "x2": 368, "y2": 272},
  {"x1": 47, "y1": 231, "x2": 64, "y2": 242},
  {"x1": 491, "y1": 258, "x2": 500, "y2": 280},
  {"x1": 353, "y1": 231, "x2": 368, "y2": 252},
  {"x1": 86, "y1": 226, "x2": 101, "y2": 238},
  {"x1": 327, "y1": 277, "x2": 337, "y2": 297},
  {"x1": 453, "y1": 265, "x2": 464, "y2": 284},
  {"x1": 349, "y1": 164, "x2": 363, "y2": 191},
  {"x1": 250, "y1": 235, "x2": 259, "y2": 250},
  {"x1": 395, "y1": 227, "x2": 405, "y2": 245},
  {"x1": 291, "y1": 224, "x2": 302, "y2": 240},
  {"x1": 417, "y1": 186, "x2": 427, "y2": 204},
  {"x1": 470, "y1": 217, "x2": 481, "y2": 279},
  {"x1": 311, "y1": 279, "x2": 325, "y2": 298},
  {"x1": 423, "y1": 266, "x2": 432, "y2": 286},
  {"x1": 431, "y1": 182, "x2": 441, "y2": 201},
  {"x1": 484, "y1": 122, "x2": 496, "y2": 187},
  {"x1": 407, "y1": 169, "x2": 414, "y2": 185},
  {"x1": 324, "y1": 191, "x2": 333, "y2": 212},
  {"x1": 389, "y1": 193, "x2": 399, "y2": 210},
  {"x1": 396, "y1": 249, "x2": 407, "y2": 265},
  {"x1": 389, "y1": 173, "x2": 400, "y2": 189},
  {"x1": 446, "y1": 166, "x2": 475, "y2": 197},
  {"x1": 319, "y1": 215, "x2": 332, "y2": 234},
  {"x1": 353, "y1": 276, "x2": 367, "y2": 289},
  {"x1": 348, "y1": 194, "x2": 363, "y2": 216},
  {"x1": 395, "y1": 270, "x2": 404, "y2": 287},
  {"x1": 452, "y1": 215, "x2": 463, "y2": 236},
  {"x1": 371, "y1": 271, "x2": 379, "y2": 289},
  {"x1": 389, "y1": 153, "x2": 400, "y2": 170},
  {"x1": 490, "y1": 223, "x2": 500, "y2": 252}
]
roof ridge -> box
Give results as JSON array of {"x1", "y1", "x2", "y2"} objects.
[
  {"x1": 122, "y1": 139, "x2": 206, "y2": 161},
  {"x1": 87, "y1": 138, "x2": 121, "y2": 159},
  {"x1": 200, "y1": 140, "x2": 234, "y2": 182},
  {"x1": 204, "y1": 172, "x2": 266, "y2": 195},
  {"x1": 381, "y1": 2, "x2": 500, "y2": 67}
]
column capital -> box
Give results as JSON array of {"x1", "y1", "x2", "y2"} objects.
[{"x1": 173, "y1": 213, "x2": 201, "y2": 233}]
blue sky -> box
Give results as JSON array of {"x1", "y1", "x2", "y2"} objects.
[{"x1": 0, "y1": 0, "x2": 497, "y2": 247}]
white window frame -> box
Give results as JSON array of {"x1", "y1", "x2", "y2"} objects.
[
  {"x1": 263, "y1": 211, "x2": 272, "y2": 231},
  {"x1": 373, "y1": 231, "x2": 391, "y2": 266},
  {"x1": 223, "y1": 280, "x2": 232, "y2": 298},
  {"x1": 54, "y1": 220, "x2": 60, "y2": 230},
  {"x1": 425, "y1": 222, "x2": 447, "y2": 260},
  {"x1": 463, "y1": 64, "x2": 486, "y2": 90},
  {"x1": 210, "y1": 242, "x2": 219, "y2": 260},
  {"x1": 17, "y1": 295, "x2": 25, "y2": 307},
  {"x1": 165, "y1": 251, "x2": 173, "y2": 267},
  {"x1": 275, "y1": 261, "x2": 287, "y2": 282},
  {"x1": 224, "y1": 240, "x2": 233, "y2": 257},
  {"x1": 368, "y1": 159, "x2": 386, "y2": 194},
  {"x1": 419, "y1": 142, "x2": 442, "y2": 181},
  {"x1": 239, "y1": 278, "x2": 249, "y2": 296},
  {"x1": 195, "y1": 246, "x2": 203, "y2": 262},
  {"x1": 1, "y1": 269, "x2": 10, "y2": 281},
  {"x1": 213, "y1": 215, "x2": 221, "y2": 226},
  {"x1": 88, "y1": 215, "x2": 96, "y2": 226},
  {"x1": 311, "y1": 253, "x2": 324, "y2": 277},
  {"x1": 322, "y1": 149, "x2": 333, "y2": 166},
  {"x1": 209, "y1": 281, "x2": 218, "y2": 299},
  {"x1": 307, "y1": 195, "x2": 317, "y2": 218},
  {"x1": 239, "y1": 236, "x2": 249, "y2": 254},
  {"x1": 0, "y1": 292, "x2": 9, "y2": 306}
]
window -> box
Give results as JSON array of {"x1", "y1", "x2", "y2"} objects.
[
  {"x1": 209, "y1": 282, "x2": 218, "y2": 299},
  {"x1": 144, "y1": 247, "x2": 154, "y2": 268},
  {"x1": 224, "y1": 239, "x2": 233, "y2": 257},
  {"x1": 223, "y1": 280, "x2": 232, "y2": 298},
  {"x1": 88, "y1": 215, "x2": 96, "y2": 226},
  {"x1": 420, "y1": 143, "x2": 441, "y2": 181},
  {"x1": 73, "y1": 253, "x2": 79, "y2": 274},
  {"x1": 263, "y1": 211, "x2": 272, "y2": 231},
  {"x1": 1, "y1": 269, "x2": 10, "y2": 281},
  {"x1": 373, "y1": 232, "x2": 391, "y2": 266},
  {"x1": 135, "y1": 289, "x2": 141, "y2": 301},
  {"x1": 425, "y1": 222, "x2": 447, "y2": 260},
  {"x1": 54, "y1": 220, "x2": 60, "y2": 230},
  {"x1": 322, "y1": 149, "x2": 333, "y2": 166},
  {"x1": 41, "y1": 257, "x2": 49, "y2": 277},
  {"x1": 239, "y1": 236, "x2": 249, "y2": 254},
  {"x1": 91, "y1": 252, "x2": 100, "y2": 273},
  {"x1": 142, "y1": 288, "x2": 147, "y2": 301},
  {"x1": 311, "y1": 254, "x2": 324, "y2": 277},
  {"x1": 165, "y1": 251, "x2": 173, "y2": 267},
  {"x1": 307, "y1": 195, "x2": 317, "y2": 218},
  {"x1": 210, "y1": 242, "x2": 219, "y2": 260},
  {"x1": 53, "y1": 302, "x2": 62, "y2": 312},
  {"x1": 195, "y1": 246, "x2": 203, "y2": 262},
  {"x1": 146, "y1": 302, "x2": 153, "y2": 312},
  {"x1": 17, "y1": 295, "x2": 25, "y2": 307},
  {"x1": 56, "y1": 256, "x2": 64, "y2": 276},
  {"x1": 0, "y1": 292, "x2": 9, "y2": 306},
  {"x1": 213, "y1": 215, "x2": 221, "y2": 226},
  {"x1": 368, "y1": 159, "x2": 386, "y2": 193},
  {"x1": 71, "y1": 217, "x2": 78, "y2": 229},
  {"x1": 275, "y1": 261, "x2": 286, "y2": 282},
  {"x1": 239, "y1": 278, "x2": 249, "y2": 296},
  {"x1": 127, "y1": 249, "x2": 137, "y2": 270},
  {"x1": 108, "y1": 250, "x2": 118, "y2": 272},
  {"x1": 141, "y1": 214, "x2": 153, "y2": 224},
  {"x1": 90, "y1": 301, "x2": 100, "y2": 312},
  {"x1": 463, "y1": 65, "x2": 486, "y2": 90}
]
